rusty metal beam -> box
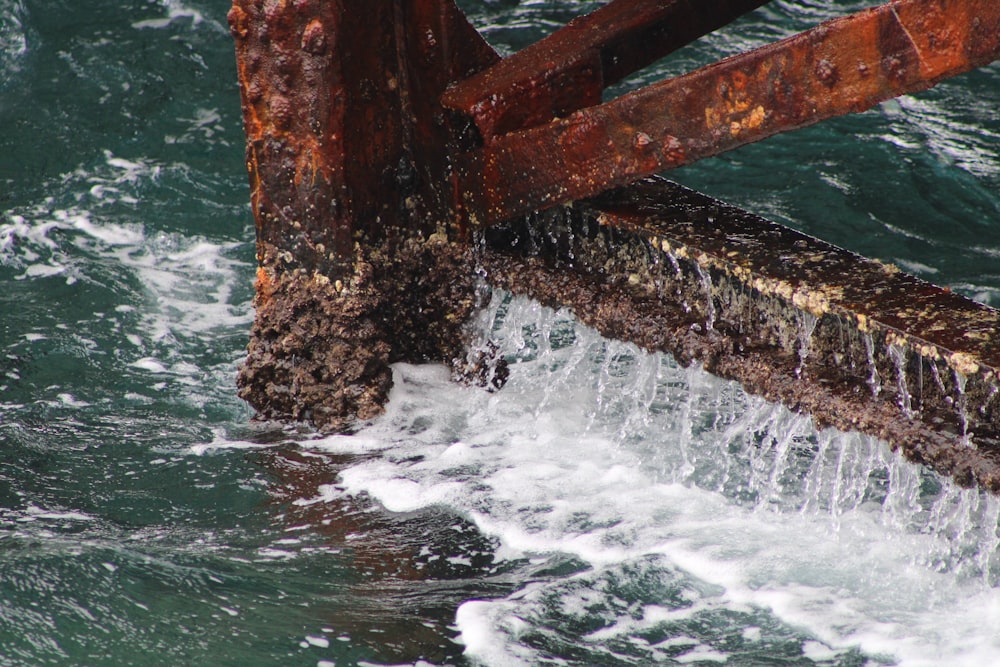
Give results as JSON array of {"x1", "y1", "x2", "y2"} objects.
[
  {"x1": 442, "y1": 0, "x2": 771, "y2": 140},
  {"x1": 456, "y1": 0, "x2": 1000, "y2": 226}
]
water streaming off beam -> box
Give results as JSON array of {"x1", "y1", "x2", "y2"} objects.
[{"x1": 294, "y1": 291, "x2": 1000, "y2": 666}]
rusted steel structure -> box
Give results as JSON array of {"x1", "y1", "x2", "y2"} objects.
[
  {"x1": 229, "y1": 0, "x2": 1000, "y2": 490},
  {"x1": 229, "y1": 0, "x2": 501, "y2": 429}
]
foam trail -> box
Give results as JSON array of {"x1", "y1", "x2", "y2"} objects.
[
  {"x1": 132, "y1": 0, "x2": 224, "y2": 32},
  {"x1": 0, "y1": 2, "x2": 26, "y2": 82}
]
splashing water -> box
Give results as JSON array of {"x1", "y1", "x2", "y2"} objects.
[{"x1": 251, "y1": 292, "x2": 1000, "y2": 667}]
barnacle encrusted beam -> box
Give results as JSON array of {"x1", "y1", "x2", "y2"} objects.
[{"x1": 480, "y1": 177, "x2": 1000, "y2": 490}]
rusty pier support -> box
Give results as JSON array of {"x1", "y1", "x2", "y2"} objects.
[
  {"x1": 227, "y1": 0, "x2": 766, "y2": 430},
  {"x1": 228, "y1": 0, "x2": 501, "y2": 430},
  {"x1": 229, "y1": 0, "x2": 1000, "y2": 490}
]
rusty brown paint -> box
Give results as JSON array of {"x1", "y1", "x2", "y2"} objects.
[
  {"x1": 442, "y1": 0, "x2": 771, "y2": 141},
  {"x1": 456, "y1": 0, "x2": 1000, "y2": 226}
]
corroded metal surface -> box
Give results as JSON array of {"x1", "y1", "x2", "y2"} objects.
[
  {"x1": 481, "y1": 177, "x2": 1000, "y2": 490},
  {"x1": 456, "y1": 0, "x2": 1000, "y2": 225},
  {"x1": 441, "y1": 0, "x2": 771, "y2": 140},
  {"x1": 229, "y1": 0, "x2": 498, "y2": 269}
]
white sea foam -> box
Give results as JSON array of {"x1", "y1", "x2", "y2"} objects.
[
  {"x1": 21, "y1": 504, "x2": 96, "y2": 523},
  {"x1": 295, "y1": 292, "x2": 1000, "y2": 667},
  {"x1": 118, "y1": 235, "x2": 252, "y2": 341},
  {"x1": 132, "y1": 0, "x2": 221, "y2": 32},
  {"x1": 454, "y1": 601, "x2": 534, "y2": 667},
  {"x1": 3, "y1": 150, "x2": 252, "y2": 340},
  {"x1": 166, "y1": 108, "x2": 229, "y2": 146},
  {"x1": 894, "y1": 93, "x2": 1000, "y2": 181}
]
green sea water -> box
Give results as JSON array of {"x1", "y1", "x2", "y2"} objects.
[{"x1": 2, "y1": 1, "x2": 1000, "y2": 665}]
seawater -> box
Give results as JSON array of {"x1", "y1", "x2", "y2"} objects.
[{"x1": 2, "y1": 1, "x2": 1000, "y2": 665}]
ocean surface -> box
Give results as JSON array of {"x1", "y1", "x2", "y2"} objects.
[{"x1": 2, "y1": 1, "x2": 1000, "y2": 665}]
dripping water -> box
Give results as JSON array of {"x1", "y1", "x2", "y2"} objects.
[
  {"x1": 564, "y1": 210, "x2": 576, "y2": 264},
  {"x1": 664, "y1": 247, "x2": 683, "y2": 280},
  {"x1": 888, "y1": 343, "x2": 916, "y2": 418},
  {"x1": 693, "y1": 261, "x2": 716, "y2": 331},
  {"x1": 863, "y1": 331, "x2": 881, "y2": 397},
  {"x1": 955, "y1": 369, "x2": 972, "y2": 447},
  {"x1": 648, "y1": 242, "x2": 665, "y2": 301},
  {"x1": 928, "y1": 361, "x2": 944, "y2": 395},
  {"x1": 795, "y1": 311, "x2": 818, "y2": 377}
]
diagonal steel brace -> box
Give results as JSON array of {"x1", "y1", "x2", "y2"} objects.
[
  {"x1": 447, "y1": 0, "x2": 1000, "y2": 226},
  {"x1": 442, "y1": 0, "x2": 772, "y2": 141}
]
